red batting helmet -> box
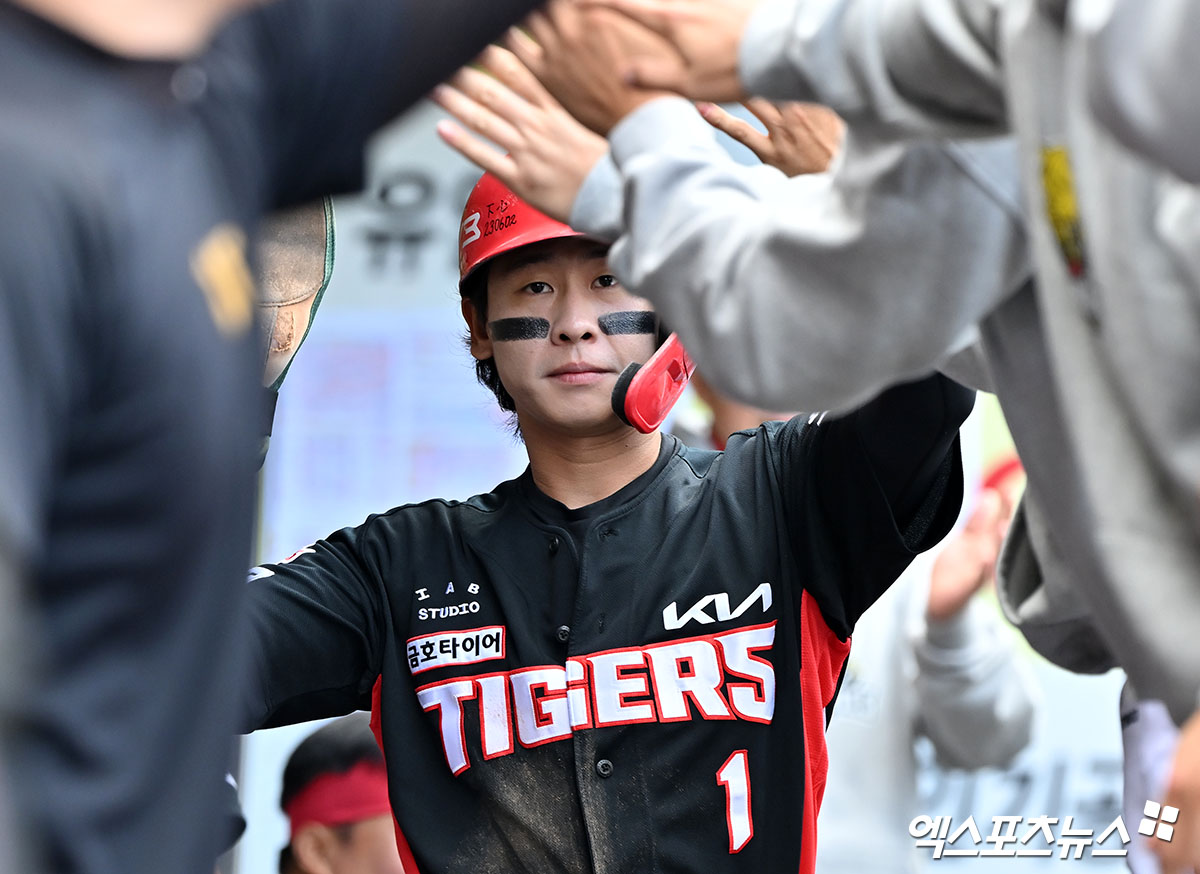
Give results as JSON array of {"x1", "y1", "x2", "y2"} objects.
[{"x1": 458, "y1": 172, "x2": 588, "y2": 285}]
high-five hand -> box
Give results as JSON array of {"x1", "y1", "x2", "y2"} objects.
[
  {"x1": 581, "y1": 0, "x2": 762, "y2": 102},
  {"x1": 698, "y1": 99, "x2": 844, "y2": 177},
  {"x1": 434, "y1": 43, "x2": 609, "y2": 222}
]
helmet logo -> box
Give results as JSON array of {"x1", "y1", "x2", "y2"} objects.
[{"x1": 461, "y1": 212, "x2": 482, "y2": 248}]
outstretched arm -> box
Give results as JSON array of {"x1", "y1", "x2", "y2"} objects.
[
  {"x1": 241, "y1": 528, "x2": 388, "y2": 731},
  {"x1": 434, "y1": 43, "x2": 610, "y2": 223},
  {"x1": 913, "y1": 492, "x2": 1037, "y2": 768},
  {"x1": 600, "y1": 100, "x2": 1027, "y2": 412},
  {"x1": 794, "y1": 373, "x2": 975, "y2": 636},
  {"x1": 437, "y1": 46, "x2": 1029, "y2": 414},
  {"x1": 209, "y1": 0, "x2": 547, "y2": 209},
  {"x1": 523, "y1": 0, "x2": 1010, "y2": 141}
]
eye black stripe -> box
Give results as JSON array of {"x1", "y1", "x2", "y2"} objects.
[
  {"x1": 598, "y1": 312, "x2": 658, "y2": 336},
  {"x1": 487, "y1": 318, "x2": 551, "y2": 341}
]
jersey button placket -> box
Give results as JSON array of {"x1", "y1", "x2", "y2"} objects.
[
  {"x1": 595, "y1": 758, "x2": 614, "y2": 778},
  {"x1": 549, "y1": 536, "x2": 570, "y2": 646}
]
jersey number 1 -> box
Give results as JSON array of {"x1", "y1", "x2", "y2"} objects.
[{"x1": 717, "y1": 750, "x2": 753, "y2": 853}]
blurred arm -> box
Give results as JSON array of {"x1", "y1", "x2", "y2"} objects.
[
  {"x1": 212, "y1": 0, "x2": 546, "y2": 208},
  {"x1": 914, "y1": 594, "x2": 1036, "y2": 768},
  {"x1": 740, "y1": 0, "x2": 1008, "y2": 140},
  {"x1": 0, "y1": 152, "x2": 94, "y2": 874},
  {"x1": 1085, "y1": 0, "x2": 1200, "y2": 182},
  {"x1": 913, "y1": 523, "x2": 1037, "y2": 770},
  {"x1": 571, "y1": 98, "x2": 1029, "y2": 412}
]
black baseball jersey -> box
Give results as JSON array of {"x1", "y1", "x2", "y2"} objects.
[
  {"x1": 244, "y1": 375, "x2": 971, "y2": 874},
  {"x1": 0, "y1": 2, "x2": 541, "y2": 873}
]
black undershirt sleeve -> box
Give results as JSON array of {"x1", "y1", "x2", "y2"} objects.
[
  {"x1": 849, "y1": 372, "x2": 975, "y2": 542},
  {"x1": 787, "y1": 373, "x2": 974, "y2": 638},
  {"x1": 240, "y1": 523, "x2": 388, "y2": 731}
]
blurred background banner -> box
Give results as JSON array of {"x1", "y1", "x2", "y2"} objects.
[{"x1": 237, "y1": 105, "x2": 1126, "y2": 874}]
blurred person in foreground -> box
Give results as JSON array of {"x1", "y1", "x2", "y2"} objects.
[
  {"x1": 215, "y1": 773, "x2": 248, "y2": 874},
  {"x1": 0, "y1": 0, "x2": 545, "y2": 872},
  {"x1": 278, "y1": 714, "x2": 403, "y2": 874},
  {"x1": 1086, "y1": 0, "x2": 1200, "y2": 184},
  {"x1": 434, "y1": 5, "x2": 1200, "y2": 868}
]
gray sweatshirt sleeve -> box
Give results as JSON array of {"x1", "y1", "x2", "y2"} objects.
[
  {"x1": 572, "y1": 97, "x2": 1029, "y2": 412},
  {"x1": 1084, "y1": 0, "x2": 1200, "y2": 183},
  {"x1": 912, "y1": 583, "x2": 1037, "y2": 769},
  {"x1": 738, "y1": 0, "x2": 1009, "y2": 140}
]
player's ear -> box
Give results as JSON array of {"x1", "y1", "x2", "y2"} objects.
[
  {"x1": 291, "y1": 825, "x2": 339, "y2": 874},
  {"x1": 461, "y1": 298, "x2": 493, "y2": 362}
]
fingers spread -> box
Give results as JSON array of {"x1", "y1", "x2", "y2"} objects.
[
  {"x1": 698, "y1": 103, "x2": 772, "y2": 163},
  {"x1": 505, "y1": 26, "x2": 546, "y2": 77},
  {"x1": 743, "y1": 97, "x2": 784, "y2": 130},
  {"x1": 452, "y1": 66, "x2": 533, "y2": 126},
  {"x1": 546, "y1": 0, "x2": 588, "y2": 37},
  {"x1": 523, "y1": 10, "x2": 558, "y2": 61},
  {"x1": 476, "y1": 44, "x2": 551, "y2": 110},
  {"x1": 432, "y1": 81, "x2": 522, "y2": 151},
  {"x1": 698, "y1": 102, "x2": 752, "y2": 141},
  {"x1": 434, "y1": 119, "x2": 518, "y2": 182}
]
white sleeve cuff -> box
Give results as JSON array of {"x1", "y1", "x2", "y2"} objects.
[
  {"x1": 569, "y1": 153, "x2": 623, "y2": 242},
  {"x1": 607, "y1": 96, "x2": 720, "y2": 169}
]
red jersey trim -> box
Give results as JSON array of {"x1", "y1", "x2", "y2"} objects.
[
  {"x1": 798, "y1": 590, "x2": 851, "y2": 874},
  {"x1": 370, "y1": 676, "x2": 423, "y2": 874}
]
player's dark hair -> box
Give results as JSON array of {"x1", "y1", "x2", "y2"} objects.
[
  {"x1": 279, "y1": 712, "x2": 383, "y2": 813},
  {"x1": 459, "y1": 264, "x2": 518, "y2": 416}
]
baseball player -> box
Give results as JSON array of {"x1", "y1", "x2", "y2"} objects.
[
  {"x1": 242, "y1": 173, "x2": 973, "y2": 874},
  {"x1": 278, "y1": 713, "x2": 404, "y2": 874}
]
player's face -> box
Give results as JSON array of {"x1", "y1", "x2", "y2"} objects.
[
  {"x1": 330, "y1": 814, "x2": 406, "y2": 874},
  {"x1": 467, "y1": 238, "x2": 658, "y2": 436}
]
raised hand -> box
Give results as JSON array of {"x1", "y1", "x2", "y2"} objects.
[
  {"x1": 926, "y1": 489, "x2": 1009, "y2": 623},
  {"x1": 507, "y1": 1, "x2": 674, "y2": 136},
  {"x1": 697, "y1": 99, "x2": 844, "y2": 177},
  {"x1": 433, "y1": 43, "x2": 609, "y2": 222},
  {"x1": 581, "y1": 0, "x2": 762, "y2": 102}
]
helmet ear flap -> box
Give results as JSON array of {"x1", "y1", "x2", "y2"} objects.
[
  {"x1": 611, "y1": 334, "x2": 696, "y2": 434},
  {"x1": 611, "y1": 363, "x2": 642, "y2": 427}
]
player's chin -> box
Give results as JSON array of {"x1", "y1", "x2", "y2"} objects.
[{"x1": 549, "y1": 399, "x2": 624, "y2": 436}]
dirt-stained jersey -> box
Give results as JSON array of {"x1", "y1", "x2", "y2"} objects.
[{"x1": 245, "y1": 375, "x2": 970, "y2": 874}]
